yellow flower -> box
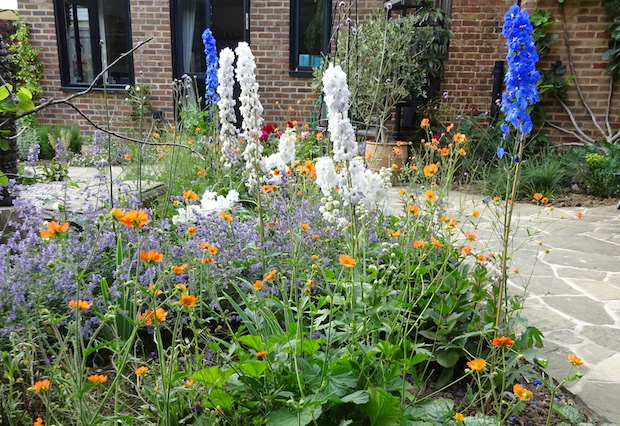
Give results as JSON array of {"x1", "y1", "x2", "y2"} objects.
[
  {"x1": 472, "y1": 210, "x2": 480, "y2": 217},
  {"x1": 136, "y1": 366, "x2": 149, "y2": 376},
  {"x1": 424, "y1": 190, "x2": 436, "y2": 201},
  {"x1": 187, "y1": 226, "x2": 197, "y2": 235},
  {"x1": 455, "y1": 413, "x2": 465, "y2": 421}
]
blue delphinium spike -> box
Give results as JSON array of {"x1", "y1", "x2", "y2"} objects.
[{"x1": 202, "y1": 28, "x2": 220, "y2": 112}]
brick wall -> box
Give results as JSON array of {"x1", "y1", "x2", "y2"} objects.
[
  {"x1": 441, "y1": 0, "x2": 512, "y2": 119},
  {"x1": 527, "y1": 0, "x2": 620, "y2": 146},
  {"x1": 442, "y1": 0, "x2": 620, "y2": 146},
  {"x1": 17, "y1": 0, "x2": 174, "y2": 136}
]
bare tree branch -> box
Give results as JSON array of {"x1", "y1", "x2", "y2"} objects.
[
  {"x1": 550, "y1": 94, "x2": 597, "y2": 144},
  {"x1": 64, "y1": 102, "x2": 206, "y2": 161}
]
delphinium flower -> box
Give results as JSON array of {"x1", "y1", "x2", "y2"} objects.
[
  {"x1": 321, "y1": 64, "x2": 357, "y2": 163},
  {"x1": 202, "y1": 28, "x2": 220, "y2": 112},
  {"x1": 217, "y1": 47, "x2": 238, "y2": 168},
  {"x1": 261, "y1": 127, "x2": 297, "y2": 177},
  {"x1": 500, "y1": 4, "x2": 539, "y2": 139},
  {"x1": 173, "y1": 189, "x2": 240, "y2": 225},
  {"x1": 235, "y1": 42, "x2": 265, "y2": 189}
]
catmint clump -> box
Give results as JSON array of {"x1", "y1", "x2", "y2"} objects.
[
  {"x1": 202, "y1": 28, "x2": 220, "y2": 110},
  {"x1": 54, "y1": 137, "x2": 69, "y2": 165},
  {"x1": 27, "y1": 143, "x2": 40, "y2": 166},
  {"x1": 500, "y1": 4, "x2": 540, "y2": 138}
]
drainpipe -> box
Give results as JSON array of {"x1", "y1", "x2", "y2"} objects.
[{"x1": 490, "y1": 60, "x2": 504, "y2": 125}]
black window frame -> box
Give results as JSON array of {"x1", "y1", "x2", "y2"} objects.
[
  {"x1": 53, "y1": 0, "x2": 134, "y2": 91},
  {"x1": 289, "y1": 0, "x2": 332, "y2": 77}
]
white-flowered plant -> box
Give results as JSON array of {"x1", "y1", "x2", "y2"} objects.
[
  {"x1": 322, "y1": 64, "x2": 357, "y2": 163},
  {"x1": 315, "y1": 63, "x2": 392, "y2": 224},
  {"x1": 173, "y1": 189, "x2": 240, "y2": 225},
  {"x1": 217, "y1": 47, "x2": 238, "y2": 168},
  {"x1": 235, "y1": 42, "x2": 265, "y2": 189},
  {"x1": 261, "y1": 127, "x2": 297, "y2": 176}
]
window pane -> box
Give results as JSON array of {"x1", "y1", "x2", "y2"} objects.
[
  {"x1": 180, "y1": 0, "x2": 207, "y2": 74},
  {"x1": 100, "y1": 0, "x2": 131, "y2": 85},
  {"x1": 64, "y1": 1, "x2": 93, "y2": 84},
  {"x1": 298, "y1": 0, "x2": 325, "y2": 68}
]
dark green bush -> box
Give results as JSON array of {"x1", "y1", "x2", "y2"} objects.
[{"x1": 35, "y1": 124, "x2": 84, "y2": 159}]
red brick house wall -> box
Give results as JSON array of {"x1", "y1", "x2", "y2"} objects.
[
  {"x1": 17, "y1": 0, "x2": 383, "y2": 134},
  {"x1": 17, "y1": 0, "x2": 175, "y2": 134},
  {"x1": 441, "y1": 0, "x2": 619, "y2": 146}
]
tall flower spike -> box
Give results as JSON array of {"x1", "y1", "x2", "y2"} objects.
[
  {"x1": 500, "y1": 4, "x2": 540, "y2": 138},
  {"x1": 202, "y1": 28, "x2": 220, "y2": 112},
  {"x1": 235, "y1": 42, "x2": 265, "y2": 189},
  {"x1": 217, "y1": 47, "x2": 238, "y2": 169},
  {"x1": 322, "y1": 64, "x2": 357, "y2": 163}
]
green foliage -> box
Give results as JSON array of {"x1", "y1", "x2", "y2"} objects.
[
  {"x1": 604, "y1": 0, "x2": 620, "y2": 80},
  {"x1": 8, "y1": 20, "x2": 43, "y2": 99},
  {"x1": 16, "y1": 126, "x2": 39, "y2": 160},
  {"x1": 35, "y1": 124, "x2": 84, "y2": 159}
]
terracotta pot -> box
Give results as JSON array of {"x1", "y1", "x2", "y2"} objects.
[{"x1": 365, "y1": 140, "x2": 408, "y2": 175}]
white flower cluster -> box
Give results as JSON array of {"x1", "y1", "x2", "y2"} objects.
[
  {"x1": 261, "y1": 127, "x2": 297, "y2": 178},
  {"x1": 217, "y1": 47, "x2": 238, "y2": 169},
  {"x1": 235, "y1": 42, "x2": 265, "y2": 189},
  {"x1": 322, "y1": 64, "x2": 357, "y2": 163},
  {"x1": 173, "y1": 189, "x2": 240, "y2": 225},
  {"x1": 315, "y1": 63, "x2": 392, "y2": 225}
]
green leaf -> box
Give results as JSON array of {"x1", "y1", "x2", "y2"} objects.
[
  {"x1": 462, "y1": 414, "x2": 502, "y2": 425},
  {"x1": 300, "y1": 338, "x2": 323, "y2": 355},
  {"x1": 0, "y1": 84, "x2": 11, "y2": 101},
  {"x1": 0, "y1": 171, "x2": 7, "y2": 187},
  {"x1": 323, "y1": 367, "x2": 357, "y2": 398},
  {"x1": 267, "y1": 408, "x2": 314, "y2": 426},
  {"x1": 340, "y1": 390, "x2": 369, "y2": 404},
  {"x1": 191, "y1": 366, "x2": 231, "y2": 387},
  {"x1": 435, "y1": 349, "x2": 459, "y2": 368},
  {"x1": 0, "y1": 139, "x2": 8, "y2": 151},
  {"x1": 363, "y1": 387, "x2": 402, "y2": 426},
  {"x1": 17, "y1": 86, "x2": 32, "y2": 100},
  {"x1": 204, "y1": 388, "x2": 233, "y2": 409},
  {"x1": 239, "y1": 360, "x2": 267, "y2": 378},
  {"x1": 238, "y1": 334, "x2": 264, "y2": 351},
  {"x1": 553, "y1": 404, "x2": 582, "y2": 423},
  {"x1": 0, "y1": 99, "x2": 16, "y2": 112},
  {"x1": 116, "y1": 233, "x2": 123, "y2": 266},
  {"x1": 421, "y1": 399, "x2": 454, "y2": 419}
]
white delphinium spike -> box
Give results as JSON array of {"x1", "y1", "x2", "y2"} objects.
[
  {"x1": 322, "y1": 64, "x2": 357, "y2": 163},
  {"x1": 217, "y1": 47, "x2": 238, "y2": 168},
  {"x1": 261, "y1": 127, "x2": 297, "y2": 174},
  {"x1": 235, "y1": 42, "x2": 264, "y2": 189},
  {"x1": 315, "y1": 157, "x2": 339, "y2": 195}
]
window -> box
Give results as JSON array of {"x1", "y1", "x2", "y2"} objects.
[
  {"x1": 290, "y1": 0, "x2": 331, "y2": 76},
  {"x1": 53, "y1": 0, "x2": 133, "y2": 88}
]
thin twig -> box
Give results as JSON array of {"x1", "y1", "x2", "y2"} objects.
[{"x1": 64, "y1": 102, "x2": 206, "y2": 161}]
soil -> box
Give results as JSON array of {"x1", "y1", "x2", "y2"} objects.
[
  {"x1": 437, "y1": 377, "x2": 608, "y2": 425},
  {"x1": 551, "y1": 190, "x2": 619, "y2": 208}
]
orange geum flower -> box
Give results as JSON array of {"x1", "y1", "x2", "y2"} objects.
[
  {"x1": 455, "y1": 413, "x2": 464, "y2": 422},
  {"x1": 466, "y1": 358, "x2": 486, "y2": 371},
  {"x1": 568, "y1": 354, "x2": 584, "y2": 365},
  {"x1": 254, "y1": 280, "x2": 263, "y2": 290},
  {"x1": 255, "y1": 351, "x2": 269, "y2": 357},
  {"x1": 68, "y1": 300, "x2": 93, "y2": 310},
  {"x1": 264, "y1": 269, "x2": 277, "y2": 281},
  {"x1": 180, "y1": 294, "x2": 197, "y2": 308},
  {"x1": 140, "y1": 250, "x2": 164, "y2": 264},
  {"x1": 183, "y1": 190, "x2": 198, "y2": 201},
  {"x1": 453, "y1": 133, "x2": 467, "y2": 143},
  {"x1": 88, "y1": 374, "x2": 108, "y2": 384},
  {"x1": 311, "y1": 254, "x2": 318, "y2": 260},
  {"x1": 393, "y1": 147, "x2": 403, "y2": 156},
  {"x1": 406, "y1": 205, "x2": 420, "y2": 215},
  {"x1": 461, "y1": 245, "x2": 472, "y2": 255},
  {"x1": 110, "y1": 207, "x2": 125, "y2": 222},
  {"x1": 541, "y1": 197, "x2": 549, "y2": 204},
  {"x1": 40, "y1": 221, "x2": 70, "y2": 239},
  {"x1": 187, "y1": 226, "x2": 197, "y2": 235},
  {"x1": 413, "y1": 240, "x2": 426, "y2": 249},
  {"x1": 492, "y1": 336, "x2": 515, "y2": 348},
  {"x1": 176, "y1": 283, "x2": 187, "y2": 292},
  {"x1": 29, "y1": 379, "x2": 51, "y2": 393},
  {"x1": 420, "y1": 118, "x2": 430, "y2": 127},
  {"x1": 33, "y1": 417, "x2": 43, "y2": 426},
  {"x1": 576, "y1": 212, "x2": 584, "y2": 219},
  {"x1": 458, "y1": 148, "x2": 467, "y2": 156},
  {"x1": 208, "y1": 245, "x2": 218, "y2": 255},
  {"x1": 119, "y1": 210, "x2": 149, "y2": 228},
  {"x1": 423, "y1": 163, "x2": 438, "y2": 177},
  {"x1": 446, "y1": 123, "x2": 454, "y2": 133},
  {"x1": 199, "y1": 242, "x2": 210, "y2": 250},
  {"x1": 220, "y1": 212, "x2": 233, "y2": 222},
  {"x1": 477, "y1": 255, "x2": 487, "y2": 262},
  {"x1": 147, "y1": 284, "x2": 162, "y2": 296},
  {"x1": 172, "y1": 264, "x2": 188, "y2": 276},
  {"x1": 300, "y1": 222, "x2": 310, "y2": 230},
  {"x1": 424, "y1": 190, "x2": 436, "y2": 202},
  {"x1": 338, "y1": 254, "x2": 356, "y2": 268},
  {"x1": 513, "y1": 383, "x2": 533, "y2": 401},
  {"x1": 135, "y1": 366, "x2": 149, "y2": 376},
  {"x1": 440, "y1": 148, "x2": 450, "y2": 156},
  {"x1": 138, "y1": 308, "x2": 167, "y2": 325},
  {"x1": 465, "y1": 231, "x2": 477, "y2": 241},
  {"x1": 533, "y1": 193, "x2": 543, "y2": 201},
  {"x1": 262, "y1": 184, "x2": 274, "y2": 192},
  {"x1": 431, "y1": 237, "x2": 443, "y2": 248}
]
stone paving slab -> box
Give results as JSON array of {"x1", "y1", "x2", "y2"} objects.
[{"x1": 391, "y1": 188, "x2": 620, "y2": 423}]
